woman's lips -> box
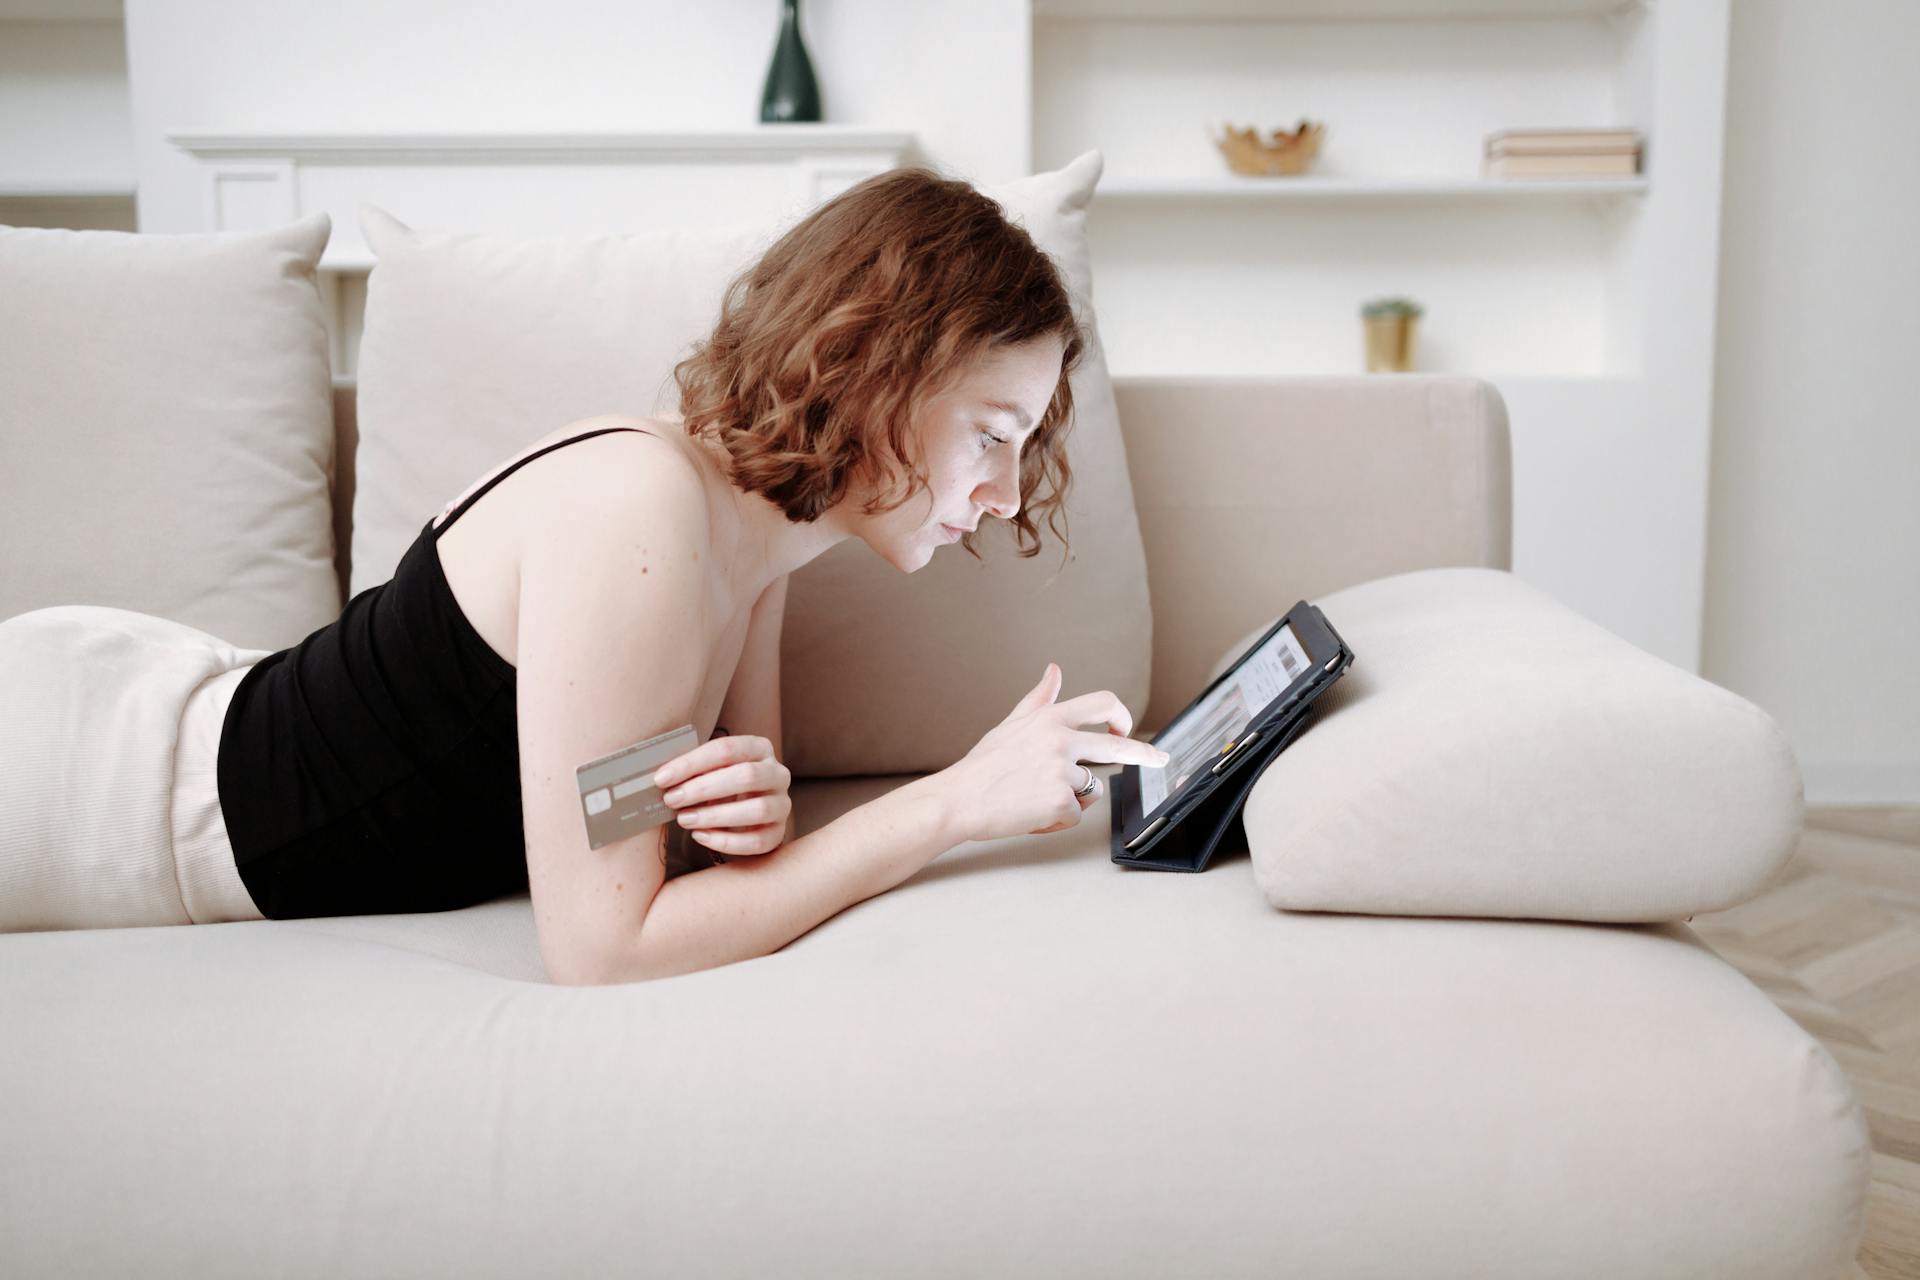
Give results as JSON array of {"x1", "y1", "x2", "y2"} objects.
[{"x1": 940, "y1": 523, "x2": 965, "y2": 542}]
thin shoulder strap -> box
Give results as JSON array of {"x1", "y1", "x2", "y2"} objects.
[{"x1": 432, "y1": 426, "x2": 655, "y2": 539}]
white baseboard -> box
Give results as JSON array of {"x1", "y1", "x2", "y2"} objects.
[{"x1": 1800, "y1": 757, "x2": 1920, "y2": 808}]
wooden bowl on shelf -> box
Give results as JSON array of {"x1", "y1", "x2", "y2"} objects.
[{"x1": 1213, "y1": 120, "x2": 1326, "y2": 177}]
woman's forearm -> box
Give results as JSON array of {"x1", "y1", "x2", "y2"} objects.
[{"x1": 595, "y1": 771, "x2": 963, "y2": 984}]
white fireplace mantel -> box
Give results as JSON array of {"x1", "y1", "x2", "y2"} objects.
[{"x1": 165, "y1": 126, "x2": 920, "y2": 271}]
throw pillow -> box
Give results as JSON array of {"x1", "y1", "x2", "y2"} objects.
[
  {"x1": 1223, "y1": 567, "x2": 1804, "y2": 923},
  {"x1": 0, "y1": 213, "x2": 339, "y2": 649}
]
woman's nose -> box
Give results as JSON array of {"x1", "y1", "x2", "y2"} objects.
[{"x1": 977, "y1": 464, "x2": 1020, "y2": 520}]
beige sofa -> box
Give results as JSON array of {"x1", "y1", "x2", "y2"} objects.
[
  {"x1": 0, "y1": 173, "x2": 1869, "y2": 1275},
  {"x1": 0, "y1": 370, "x2": 1870, "y2": 1277}
]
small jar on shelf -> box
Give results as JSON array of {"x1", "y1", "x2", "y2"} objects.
[{"x1": 1361, "y1": 297, "x2": 1423, "y2": 372}]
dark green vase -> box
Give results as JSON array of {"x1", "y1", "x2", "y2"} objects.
[{"x1": 759, "y1": 0, "x2": 822, "y2": 123}]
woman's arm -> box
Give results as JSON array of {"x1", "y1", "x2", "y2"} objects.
[
  {"x1": 587, "y1": 770, "x2": 963, "y2": 984},
  {"x1": 514, "y1": 451, "x2": 713, "y2": 987},
  {"x1": 584, "y1": 666, "x2": 1160, "y2": 984}
]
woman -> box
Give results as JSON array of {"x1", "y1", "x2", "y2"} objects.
[{"x1": 0, "y1": 165, "x2": 1171, "y2": 981}]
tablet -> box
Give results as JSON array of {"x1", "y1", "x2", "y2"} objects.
[{"x1": 1110, "y1": 600, "x2": 1354, "y2": 860}]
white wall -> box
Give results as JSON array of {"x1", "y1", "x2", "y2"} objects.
[
  {"x1": 7, "y1": 0, "x2": 1910, "y2": 804},
  {"x1": 1702, "y1": 0, "x2": 1920, "y2": 804}
]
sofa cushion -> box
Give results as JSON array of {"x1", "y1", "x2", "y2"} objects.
[
  {"x1": 0, "y1": 773, "x2": 1870, "y2": 1277},
  {"x1": 0, "y1": 213, "x2": 339, "y2": 650},
  {"x1": 1222, "y1": 567, "x2": 1805, "y2": 923},
  {"x1": 348, "y1": 151, "x2": 1150, "y2": 778}
]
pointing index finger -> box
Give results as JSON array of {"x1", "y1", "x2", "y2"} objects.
[{"x1": 1071, "y1": 729, "x2": 1169, "y2": 768}]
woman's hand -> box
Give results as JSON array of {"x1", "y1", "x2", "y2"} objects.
[
  {"x1": 651, "y1": 733, "x2": 792, "y2": 859},
  {"x1": 942, "y1": 663, "x2": 1170, "y2": 844}
]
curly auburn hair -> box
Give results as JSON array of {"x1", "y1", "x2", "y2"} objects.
[{"x1": 667, "y1": 165, "x2": 1088, "y2": 561}]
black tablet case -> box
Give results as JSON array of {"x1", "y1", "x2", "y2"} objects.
[{"x1": 1108, "y1": 705, "x2": 1317, "y2": 872}]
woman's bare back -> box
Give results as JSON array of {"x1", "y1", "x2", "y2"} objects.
[{"x1": 427, "y1": 414, "x2": 756, "y2": 741}]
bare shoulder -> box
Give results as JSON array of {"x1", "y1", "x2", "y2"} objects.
[
  {"x1": 503, "y1": 416, "x2": 721, "y2": 652},
  {"x1": 524, "y1": 415, "x2": 708, "y2": 528},
  {"x1": 552, "y1": 414, "x2": 701, "y2": 478},
  {"x1": 510, "y1": 415, "x2": 716, "y2": 720}
]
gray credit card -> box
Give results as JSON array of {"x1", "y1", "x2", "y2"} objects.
[{"x1": 575, "y1": 724, "x2": 700, "y2": 851}]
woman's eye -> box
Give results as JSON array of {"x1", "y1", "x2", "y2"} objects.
[{"x1": 979, "y1": 428, "x2": 1010, "y2": 448}]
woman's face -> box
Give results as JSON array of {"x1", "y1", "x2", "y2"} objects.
[{"x1": 862, "y1": 333, "x2": 1066, "y2": 573}]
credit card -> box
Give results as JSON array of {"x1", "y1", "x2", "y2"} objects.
[{"x1": 575, "y1": 724, "x2": 700, "y2": 851}]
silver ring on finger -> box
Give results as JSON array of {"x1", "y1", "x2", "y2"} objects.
[{"x1": 1073, "y1": 764, "x2": 1098, "y2": 798}]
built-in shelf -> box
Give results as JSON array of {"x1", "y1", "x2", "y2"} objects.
[
  {"x1": 1027, "y1": 0, "x2": 1725, "y2": 676},
  {"x1": 0, "y1": 181, "x2": 135, "y2": 199},
  {"x1": 1033, "y1": 0, "x2": 1641, "y2": 19},
  {"x1": 165, "y1": 127, "x2": 918, "y2": 164},
  {"x1": 164, "y1": 126, "x2": 920, "y2": 272},
  {"x1": 1097, "y1": 175, "x2": 1648, "y2": 200},
  {"x1": 0, "y1": 0, "x2": 122, "y2": 20}
]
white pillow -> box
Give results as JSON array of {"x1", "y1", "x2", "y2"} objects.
[
  {"x1": 0, "y1": 213, "x2": 339, "y2": 649},
  {"x1": 349, "y1": 152, "x2": 1150, "y2": 777},
  {"x1": 1224, "y1": 567, "x2": 1804, "y2": 923}
]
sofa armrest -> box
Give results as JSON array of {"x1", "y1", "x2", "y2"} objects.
[{"x1": 1116, "y1": 375, "x2": 1511, "y2": 735}]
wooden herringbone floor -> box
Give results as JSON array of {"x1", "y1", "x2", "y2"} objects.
[{"x1": 1688, "y1": 806, "x2": 1920, "y2": 1279}]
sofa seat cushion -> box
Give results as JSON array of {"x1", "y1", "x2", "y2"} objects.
[
  {"x1": 0, "y1": 776, "x2": 1866, "y2": 1278},
  {"x1": 347, "y1": 151, "x2": 1151, "y2": 778},
  {"x1": 1222, "y1": 566, "x2": 1806, "y2": 923},
  {"x1": 0, "y1": 214, "x2": 340, "y2": 649}
]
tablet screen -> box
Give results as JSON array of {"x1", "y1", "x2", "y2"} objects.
[{"x1": 1138, "y1": 620, "x2": 1314, "y2": 815}]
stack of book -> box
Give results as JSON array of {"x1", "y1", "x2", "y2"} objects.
[{"x1": 1483, "y1": 128, "x2": 1643, "y2": 179}]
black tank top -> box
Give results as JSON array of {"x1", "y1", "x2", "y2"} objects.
[{"x1": 217, "y1": 425, "x2": 656, "y2": 919}]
